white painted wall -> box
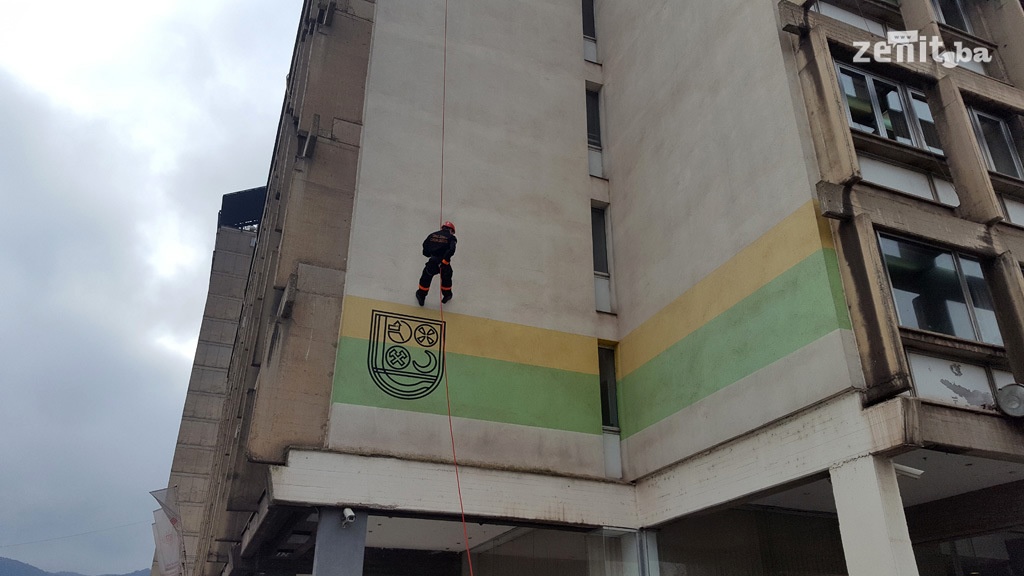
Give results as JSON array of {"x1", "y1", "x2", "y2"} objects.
[
  {"x1": 347, "y1": 0, "x2": 606, "y2": 336},
  {"x1": 595, "y1": 0, "x2": 821, "y2": 335}
]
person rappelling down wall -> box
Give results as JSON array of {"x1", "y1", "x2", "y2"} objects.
[{"x1": 416, "y1": 221, "x2": 457, "y2": 306}]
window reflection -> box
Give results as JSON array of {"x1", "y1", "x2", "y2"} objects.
[
  {"x1": 879, "y1": 235, "x2": 1003, "y2": 345},
  {"x1": 841, "y1": 70, "x2": 879, "y2": 135}
]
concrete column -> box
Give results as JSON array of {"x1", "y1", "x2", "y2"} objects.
[
  {"x1": 794, "y1": 26, "x2": 859, "y2": 187},
  {"x1": 929, "y1": 76, "x2": 1004, "y2": 225},
  {"x1": 986, "y1": 252, "x2": 1024, "y2": 383},
  {"x1": 834, "y1": 215, "x2": 912, "y2": 403},
  {"x1": 898, "y1": 0, "x2": 943, "y2": 42},
  {"x1": 312, "y1": 508, "x2": 368, "y2": 576},
  {"x1": 830, "y1": 456, "x2": 920, "y2": 576}
]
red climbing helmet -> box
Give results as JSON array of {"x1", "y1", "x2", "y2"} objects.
[{"x1": 442, "y1": 221, "x2": 456, "y2": 233}]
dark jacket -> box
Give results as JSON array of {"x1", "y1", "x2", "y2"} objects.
[{"x1": 422, "y1": 228, "x2": 457, "y2": 261}]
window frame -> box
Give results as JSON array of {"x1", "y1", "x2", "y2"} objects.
[
  {"x1": 904, "y1": 349, "x2": 1013, "y2": 412},
  {"x1": 582, "y1": 0, "x2": 597, "y2": 41},
  {"x1": 1001, "y1": 194, "x2": 1024, "y2": 226},
  {"x1": 591, "y1": 206, "x2": 610, "y2": 275},
  {"x1": 856, "y1": 152, "x2": 959, "y2": 206},
  {"x1": 877, "y1": 232, "x2": 1003, "y2": 347},
  {"x1": 811, "y1": 1, "x2": 889, "y2": 37},
  {"x1": 598, "y1": 346, "x2": 619, "y2": 430},
  {"x1": 586, "y1": 89, "x2": 603, "y2": 150},
  {"x1": 586, "y1": 88, "x2": 605, "y2": 177},
  {"x1": 931, "y1": 0, "x2": 973, "y2": 34},
  {"x1": 836, "y1": 64, "x2": 944, "y2": 155},
  {"x1": 591, "y1": 205, "x2": 614, "y2": 313},
  {"x1": 969, "y1": 109, "x2": 1024, "y2": 180}
]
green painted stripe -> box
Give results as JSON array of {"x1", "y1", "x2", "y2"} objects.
[
  {"x1": 824, "y1": 247, "x2": 852, "y2": 331},
  {"x1": 619, "y1": 249, "x2": 851, "y2": 438},
  {"x1": 333, "y1": 339, "x2": 603, "y2": 435}
]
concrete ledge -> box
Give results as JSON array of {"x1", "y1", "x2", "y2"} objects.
[
  {"x1": 327, "y1": 404, "x2": 606, "y2": 478},
  {"x1": 271, "y1": 396, "x2": 1023, "y2": 531},
  {"x1": 270, "y1": 450, "x2": 639, "y2": 528},
  {"x1": 917, "y1": 401, "x2": 1024, "y2": 460}
]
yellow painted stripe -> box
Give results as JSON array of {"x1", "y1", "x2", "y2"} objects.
[
  {"x1": 340, "y1": 295, "x2": 599, "y2": 375},
  {"x1": 619, "y1": 201, "x2": 835, "y2": 377}
]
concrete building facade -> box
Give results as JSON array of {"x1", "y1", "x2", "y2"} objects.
[
  {"x1": 163, "y1": 1, "x2": 1024, "y2": 575},
  {"x1": 158, "y1": 187, "x2": 264, "y2": 576}
]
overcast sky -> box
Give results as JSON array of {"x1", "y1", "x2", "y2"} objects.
[{"x1": 0, "y1": 1, "x2": 302, "y2": 573}]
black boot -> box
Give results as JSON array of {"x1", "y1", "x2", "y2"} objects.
[
  {"x1": 441, "y1": 291, "x2": 453, "y2": 304},
  {"x1": 416, "y1": 290, "x2": 427, "y2": 306}
]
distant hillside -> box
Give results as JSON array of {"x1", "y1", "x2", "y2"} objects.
[{"x1": 0, "y1": 558, "x2": 147, "y2": 576}]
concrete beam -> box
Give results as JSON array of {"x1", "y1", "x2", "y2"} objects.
[
  {"x1": 820, "y1": 182, "x2": 997, "y2": 255},
  {"x1": 998, "y1": 225, "x2": 1024, "y2": 261},
  {"x1": 270, "y1": 450, "x2": 640, "y2": 529},
  {"x1": 269, "y1": 396, "x2": 1023, "y2": 536},
  {"x1": 830, "y1": 456, "x2": 920, "y2": 576},
  {"x1": 916, "y1": 401, "x2": 1024, "y2": 460}
]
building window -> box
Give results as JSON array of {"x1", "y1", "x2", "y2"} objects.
[
  {"x1": 811, "y1": 1, "x2": 887, "y2": 36},
  {"x1": 586, "y1": 90, "x2": 604, "y2": 177},
  {"x1": 582, "y1": 0, "x2": 596, "y2": 40},
  {"x1": 592, "y1": 206, "x2": 613, "y2": 312},
  {"x1": 906, "y1": 352, "x2": 1013, "y2": 410},
  {"x1": 837, "y1": 66, "x2": 943, "y2": 154},
  {"x1": 582, "y1": 0, "x2": 598, "y2": 62},
  {"x1": 915, "y1": 527, "x2": 1024, "y2": 574},
  {"x1": 908, "y1": 92, "x2": 943, "y2": 153},
  {"x1": 586, "y1": 90, "x2": 602, "y2": 148},
  {"x1": 879, "y1": 234, "x2": 1003, "y2": 346},
  {"x1": 1003, "y1": 195, "x2": 1024, "y2": 225},
  {"x1": 598, "y1": 347, "x2": 619, "y2": 429},
  {"x1": 970, "y1": 110, "x2": 1024, "y2": 179},
  {"x1": 858, "y1": 153, "x2": 959, "y2": 206},
  {"x1": 931, "y1": 0, "x2": 972, "y2": 33}
]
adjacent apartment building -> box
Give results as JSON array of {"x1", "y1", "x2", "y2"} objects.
[{"x1": 162, "y1": 0, "x2": 1024, "y2": 574}]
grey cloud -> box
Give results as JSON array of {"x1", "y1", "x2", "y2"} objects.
[
  {"x1": 0, "y1": 1, "x2": 300, "y2": 573},
  {"x1": 0, "y1": 70, "x2": 187, "y2": 573}
]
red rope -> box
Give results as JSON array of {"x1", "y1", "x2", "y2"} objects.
[
  {"x1": 439, "y1": 0, "x2": 448, "y2": 230},
  {"x1": 438, "y1": 0, "x2": 475, "y2": 574},
  {"x1": 441, "y1": 313, "x2": 474, "y2": 575}
]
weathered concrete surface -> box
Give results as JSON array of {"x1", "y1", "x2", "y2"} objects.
[{"x1": 164, "y1": 226, "x2": 256, "y2": 576}]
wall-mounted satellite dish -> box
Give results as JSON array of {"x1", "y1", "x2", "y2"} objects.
[{"x1": 995, "y1": 383, "x2": 1024, "y2": 418}]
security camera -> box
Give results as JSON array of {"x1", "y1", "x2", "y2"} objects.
[{"x1": 342, "y1": 507, "x2": 356, "y2": 526}]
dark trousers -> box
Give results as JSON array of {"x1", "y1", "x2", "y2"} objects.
[{"x1": 416, "y1": 257, "x2": 453, "y2": 295}]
